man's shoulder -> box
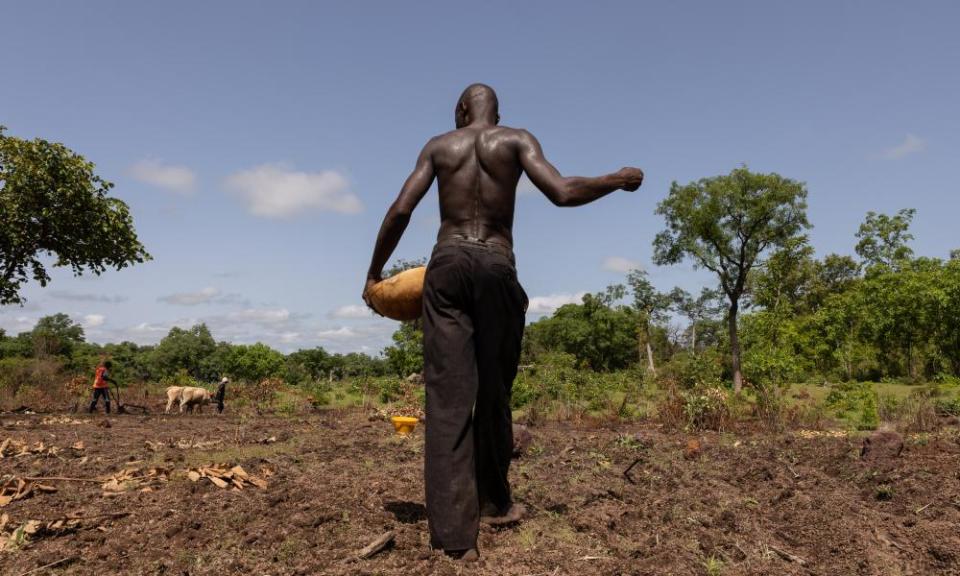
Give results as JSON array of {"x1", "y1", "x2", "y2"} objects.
[{"x1": 431, "y1": 125, "x2": 529, "y2": 142}]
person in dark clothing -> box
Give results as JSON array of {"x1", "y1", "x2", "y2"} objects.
[
  {"x1": 215, "y1": 377, "x2": 229, "y2": 414},
  {"x1": 89, "y1": 360, "x2": 117, "y2": 414},
  {"x1": 363, "y1": 84, "x2": 644, "y2": 560}
]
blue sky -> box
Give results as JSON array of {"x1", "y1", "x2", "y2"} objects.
[{"x1": 1, "y1": 1, "x2": 957, "y2": 353}]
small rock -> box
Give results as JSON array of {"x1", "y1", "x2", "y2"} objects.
[{"x1": 684, "y1": 438, "x2": 702, "y2": 460}]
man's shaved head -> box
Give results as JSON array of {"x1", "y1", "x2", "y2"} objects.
[{"x1": 455, "y1": 83, "x2": 499, "y2": 128}]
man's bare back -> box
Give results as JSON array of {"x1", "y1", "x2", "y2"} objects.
[
  {"x1": 429, "y1": 125, "x2": 525, "y2": 246},
  {"x1": 363, "y1": 84, "x2": 643, "y2": 301}
]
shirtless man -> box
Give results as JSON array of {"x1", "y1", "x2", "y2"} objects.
[{"x1": 363, "y1": 84, "x2": 643, "y2": 560}]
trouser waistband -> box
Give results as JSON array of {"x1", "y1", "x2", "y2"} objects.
[{"x1": 434, "y1": 235, "x2": 515, "y2": 264}]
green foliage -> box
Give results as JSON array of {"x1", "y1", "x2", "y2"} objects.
[
  {"x1": 149, "y1": 324, "x2": 217, "y2": 380},
  {"x1": 0, "y1": 126, "x2": 150, "y2": 305},
  {"x1": 525, "y1": 292, "x2": 637, "y2": 371},
  {"x1": 658, "y1": 350, "x2": 724, "y2": 390},
  {"x1": 859, "y1": 389, "x2": 880, "y2": 430},
  {"x1": 29, "y1": 313, "x2": 85, "y2": 358},
  {"x1": 384, "y1": 322, "x2": 423, "y2": 378},
  {"x1": 855, "y1": 208, "x2": 915, "y2": 269},
  {"x1": 654, "y1": 166, "x2": 811, "y2": 390},
  {"x1": 221, "y1": 343, "x2": 285, "y2": 383},
  {"x1": 824, "y1": 381, "x2": 880, "y2": 429},
  {"x1": 680, "y1": 386, "x2": 729, "y2": 431},
  {"x1": 510, "y1": 352, "x2": 638, "y2": 413}
]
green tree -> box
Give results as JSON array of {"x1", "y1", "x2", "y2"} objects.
[
  {"x1": 671, "y1": 286, "x2": 723, "y2": 352},
  {"x1": 855, "y1": 208, "x2": 915, "y2": 270},
  {"x1": 222, "y1": 343, "x2": 285, "y2": 382},
  {"x1": 0, "y1": 126, "x2": 150, "y2": 305},
  {"x1": 625, "y1": 269, "x2": 672, "y2": 374},
  {"x1": 150, "y1": 324, "x2": 217, "y2": 380},
  {"x1": 30, "y1": 313, "x2": 85, "y2": 358},
  {"x1": 653, "y1": 167, "x2": 810, "y2": 391},
  {"x1": 287, "y1": 347, "x2": 333, "y2": 381},
  {"x1": 524, "y1": 290, "x2": 637, "y2": 371},
  {"x1": 384, "y1": 322, "x2": 424, "y2": 378}
]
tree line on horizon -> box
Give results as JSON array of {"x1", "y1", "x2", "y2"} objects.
[{"x1": 2, "y1": 128, "x2": 959, "y2": 396}]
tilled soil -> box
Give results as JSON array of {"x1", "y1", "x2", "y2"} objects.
[{"x1": 1, "y1": 409, "x2": 959, "y2": 575}]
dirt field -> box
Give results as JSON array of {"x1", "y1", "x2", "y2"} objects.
[{"x1": 1, "y1": 406, "x2": 959, "y2": 576}]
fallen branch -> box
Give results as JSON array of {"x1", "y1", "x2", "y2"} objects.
[
  {"x1": 65, "y1": 511, "x2": 131, "y2": 521},
  {"x1": 23, "y1": 476, "x2": 102, "y2": 483},
  {"x1": 357, "y1": 530, "x2": 395, "y2": 559},
  {"x1": 770, "y1": 545, "x2": 806, "y2": 565},
  {"x1": 16, "y1": 556, "x2": 79, "y2": 576},
  {"x1": 622, "y1": 457, "x2": 643, "y2": 484}
]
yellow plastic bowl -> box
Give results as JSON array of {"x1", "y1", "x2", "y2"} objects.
[{"x1": 391, "y1": 416, "x2": 419, "y2": 436}]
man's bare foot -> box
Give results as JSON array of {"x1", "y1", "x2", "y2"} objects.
[
  {"x1": 445, "y1": 548, "x2": 479, "y2": 562},
  {"x1": 480, "y1": 503, "x2": 527, "y2": 526}
]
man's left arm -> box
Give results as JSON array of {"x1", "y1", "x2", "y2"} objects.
[{"x1": 362, "y1": 141, "x2": 436, "y2": 307}]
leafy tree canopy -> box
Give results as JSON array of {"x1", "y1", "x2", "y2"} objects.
[{"x1": 0, "y1": 126, "x2": 150, "y2": 305}]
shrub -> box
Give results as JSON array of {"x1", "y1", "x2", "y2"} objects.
[
  {"x1": 681, "y1": 386, "x2": 730, "y2": 431},
  {"x1": 658, "y1": 350, "x2": 723, "y2": 390}
]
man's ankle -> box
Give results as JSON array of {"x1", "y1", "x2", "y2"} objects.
[{"x1": 445, "y1": 548, "x2": 479, "y2": 562}]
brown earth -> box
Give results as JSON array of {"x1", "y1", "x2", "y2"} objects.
[{"x1": 1, "y1": 408, "x2": 959, "y2": 575}]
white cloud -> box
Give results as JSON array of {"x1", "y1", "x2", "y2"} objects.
[
  {"x1": 603, "y1": 256, "x2": 642, "y2": 274},
  {"x1": 228, "y1": 308, "x2": 291, "y2": 325},
  {"x1": 129, "y1": 158, "x2": 197, "y2": 194},
  {"x1": 130, "y1": 322, "x2": 171, "y2": 335},
  {"x1": 159, "y1": 287, "x2": 220, "y2": 306},
  {"x1": 279, "y1": 332, "x2": 301, "y2": 344},
  {"x1": 0, "y1": 315, "x2": 37, "y2": 334},
  {"x1": 882, "y1": 134, "x2": 926, "y2": 160},
  {"x1": 526, "y1": 292, "x2": 586, "y2": 316},
  {"x1": 330, "y1": 304, "x2": 372, "y2": 319},
  {"x1": 317, "y1": 326, "x2": 358, "y2": 340},
  {"x1": 517, "y1": 174, "x2": 538, "y2": 197},
  {"x1": 225, "y1": 164, "x2": 363, "y2": 218},
  {"x1": 82, "y1": 314, "x2": 106, "y2": 328},
  {"x1": 50, "y1": 291, "x2": 127, "y2": 304}
]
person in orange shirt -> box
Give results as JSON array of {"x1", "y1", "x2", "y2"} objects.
[{"x1": 88, "y1": 360, "x2": 117, "y2": 414}]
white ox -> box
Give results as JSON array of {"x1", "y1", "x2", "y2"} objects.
[{"x1": 165, "y1": 386, "x2": 212, "y2": 414}]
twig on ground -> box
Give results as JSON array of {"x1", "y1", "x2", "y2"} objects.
[
  {"x1": 357, "y1": 530, "x2": 395, "y2": 559},
  {"x1": 65, "y1": 511, "x2": 131, "y2": 521},
  {"x1": 15, "y1": 556, "x2": 79, "y2": 576},
  {"x1": 915, "y1": 502, "x2": 933, "y2": 514},
  {"x1": 770, "y1": 545, "x2": 806, "y2": 565},
  {"x1": 622, "y1": 457, "x2": 643, "y2": 484},
  {"x1": 23, "y1": 476, "x2": 102, "y2": 483}
]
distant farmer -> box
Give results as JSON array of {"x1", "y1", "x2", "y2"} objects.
[
  {"x1": 215, "y1": 377, "x2": 229, "y2": 414},
  {"x1": 363, "y1": 84, "x2": 644, "y2": 560},
  {"x1": 88, "y1": 360, "x2": 117, "y2": 414}
]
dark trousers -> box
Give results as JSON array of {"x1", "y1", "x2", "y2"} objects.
[
  {"x1": 88, "y1": 388, "x2": 111, "y2": 413},
  {"x1": 422, "y1": 240, "x2": 528, "y2": 551}
]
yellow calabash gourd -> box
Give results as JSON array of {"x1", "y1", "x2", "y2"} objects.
[{"x1": 368, "y1": 266, "x2": 426, "y2": 321}]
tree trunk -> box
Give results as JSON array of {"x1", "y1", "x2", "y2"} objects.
[
  {"x1": 640, "y1": 323, "x2": 656, "y2": 375},
  {"x1": 728, "y1": 300, "x2": 743, "y2": 393},
  {"x1": 646, "y1": 337, "x2": 657, "y2": 375},
  {"x1": 690, "y1": 322, "x2": 697, "y2": 353}
]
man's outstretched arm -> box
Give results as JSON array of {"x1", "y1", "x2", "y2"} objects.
[
  {"x1": 363, "y1": 142, "x2": 436, "y2": 305},
  {"x1": 517, "y1": 130, "x2": 643, "y2": 207}
]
